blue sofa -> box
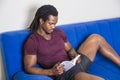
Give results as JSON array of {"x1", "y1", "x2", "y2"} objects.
[{"x1": 0, "y1": 17, "x2": 120, "y2": 80}]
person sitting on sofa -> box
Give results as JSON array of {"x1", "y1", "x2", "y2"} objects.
[{"x1": 23, "y1": 4, "x2": 120, "y2": 80}]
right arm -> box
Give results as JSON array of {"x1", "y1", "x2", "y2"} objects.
[{"x1": 23, "y1": 54, "x2": 64, "y2": 76}]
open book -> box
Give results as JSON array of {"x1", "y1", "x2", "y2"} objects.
[{"x1": 60, "y1": 55, "x2": 80, "y2": 72}]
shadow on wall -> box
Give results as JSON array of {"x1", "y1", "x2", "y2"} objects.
[
  {"x1": 0, "y1": 0, "x2": 4, "y2": 5},
  {"x1": 24, "y1": 6, "x2": 38, "y2": 29}
]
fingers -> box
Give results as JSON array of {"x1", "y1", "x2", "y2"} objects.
[
  {"x1": 76, "y1": 57, "x2": 81, "y2": 64},
  {"x1": 57, "y1": 63, "x2": 64, "y2": 74},
  {"x1": 56, "y1": 63, "x2": 64, "y2": 74},
  {"x1": 52, "y1": 63, "x2": 65, "y2": 76}
]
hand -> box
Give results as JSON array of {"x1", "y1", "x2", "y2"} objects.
[
  {"x1": 76, "y1": 57, "x2": 81, "y2": 64},
  {"x1": 51, "y1": 62, "x2": 64, "y2": 76}
]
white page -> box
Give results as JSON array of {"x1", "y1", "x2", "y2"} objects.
[{"x1": 61, "y1": 55, "x2": 80, "y2": 72}]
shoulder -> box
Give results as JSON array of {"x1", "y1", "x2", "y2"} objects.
[
  {"x1": 54, "y1": 28, "x2": 68, "y2": 42},
  {"x1": 54, "y1": 28, "x2": 63, "y2": 32},
  {"x1": 54, "y1": 28, "x2": 66, "y2": 36},
  {"x1": 25, "y1": 33, "x2": 38, "y2": 44},
  {"x1": 28, "y1": 32, "x2": 38, "y2": 40},
  {"x1": 24, "y1": 33, "x2": 38, "y2": 55}
]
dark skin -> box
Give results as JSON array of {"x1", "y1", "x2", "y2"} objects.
[
  {"x1": 24, "y1": 15, "x2": 120, "y2": 80},
  {"x1": 24, "y1": 15, "x2": 66, "y2": 76}
]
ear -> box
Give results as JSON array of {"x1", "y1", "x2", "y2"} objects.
[{"x1": 39, "y1": 18, "x2": 44, "y2": 24}]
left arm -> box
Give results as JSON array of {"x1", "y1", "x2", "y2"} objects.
[{"x1": 64, "y1": 41, "x2": 78, "y2": 59}]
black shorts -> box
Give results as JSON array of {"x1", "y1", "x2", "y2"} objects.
[{"x1": 55, "y1": 52, "x2": 92, "y2": 80}]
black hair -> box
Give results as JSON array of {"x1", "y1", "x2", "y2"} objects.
[{"x1": 29, "y1": 5, "x2": 58, "y2": 32}]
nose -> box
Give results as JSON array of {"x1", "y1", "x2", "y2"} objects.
[{"x1": 51, "y1": 24, "x2": 55, "y2": 29}]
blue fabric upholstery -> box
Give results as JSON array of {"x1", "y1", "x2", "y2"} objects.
[
  {"x1": 13, "y1": 71, "x2": 52, "y2": 80},
  {"x1": 0, "y1": 17, "x2": 120, "y2": 80}
]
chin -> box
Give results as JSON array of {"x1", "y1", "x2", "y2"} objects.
[
  {"x1": 46, "y1": 32, "x2": 51, "y2": 34},
  {"x1": 48, "y1": 31, "x2": 53, "y2": 34}
]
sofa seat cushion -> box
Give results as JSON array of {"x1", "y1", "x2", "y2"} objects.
[
  {"x1": 88, "y1": 62, "x2": 120, "y2": 80},
  {"x1": 13, "y1": 71, "x2": 52, "y2": 80}
]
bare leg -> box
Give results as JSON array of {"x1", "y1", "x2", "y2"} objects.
[
  {"x1": 74, "y1": 72, "x2": 104, "y2": 80},
  {"x1": 77, "y1": 34, "x2": 120, "y2": 67}
]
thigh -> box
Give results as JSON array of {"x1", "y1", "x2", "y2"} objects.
[
  {"x1": 77, "y1": 34, "x2": 100, "y2": 61},
  {"x1": 74, "y1": 72, "x2": 104, "y2": 80}
]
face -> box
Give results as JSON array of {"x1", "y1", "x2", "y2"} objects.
[{"x1": 39, "y1": 15, "x2": 58, "y2": 34}]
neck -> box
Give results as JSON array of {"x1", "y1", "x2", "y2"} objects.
[
  {"x1": 38, "y1": 25, "x2": 50, "y2": 34},
  {"x1": 37, "y1": 28, "x2": 52, "y2": 40}
]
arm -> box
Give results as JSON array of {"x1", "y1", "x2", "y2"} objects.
[
  {"x1": 64, "y1": 42, "x2": 78, "y2": 59},
  {"x1": 23, "y1": 55, "x2": 64, "y2": 76},
  {"x1": 64, "y1": 41, "x2": 81, "y2": 64}
]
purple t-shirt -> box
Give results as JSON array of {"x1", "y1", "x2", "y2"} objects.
[{"x1": 24, "y1": 28, "x2": 69, "y2": 68}]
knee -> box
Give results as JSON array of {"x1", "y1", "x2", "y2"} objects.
[{"x1": 89, "y1": 34, "x2": 104, "y2": 42}]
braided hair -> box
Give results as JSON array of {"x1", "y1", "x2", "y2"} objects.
[{"x1": 29, "y1": 5, "x2": 58, "y2": 32}]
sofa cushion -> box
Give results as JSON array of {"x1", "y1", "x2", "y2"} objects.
[{"x1": 13, "y1": 71, "x2": 52, "y2": 80}]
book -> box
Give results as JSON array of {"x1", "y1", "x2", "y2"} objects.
[{"x1": 60, "y1": 55, "x2": 80, "y2": 72}]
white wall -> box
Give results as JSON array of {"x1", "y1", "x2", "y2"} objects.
[
  {"x1": 0, "y1": 0, "x2": 120, "y2": 33},
  {"x1": 0, "y1": 0, "x2": 120, "y2": 79}
]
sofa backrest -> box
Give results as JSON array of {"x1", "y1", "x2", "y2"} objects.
[
  {"x1": 58, "y1": 18, "x2": 120, "y2": 76},
  {"x1": 1, "y1": 17, "x2": 120, "y2": 80},
  {"x1": 58, "y1": 18, "x2": 120, "y2": 52}
]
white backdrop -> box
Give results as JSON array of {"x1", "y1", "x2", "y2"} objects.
[
  {"x1": 0, "y1": 0, "x2": 120, "y2": 33},
  {"x1": 0, "y1": 0, "x2": 120, "y2": 79}
]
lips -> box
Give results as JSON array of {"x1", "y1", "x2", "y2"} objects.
[
  {"x1": 48, "y1": 29, "x2": 54, "y2": 33},
  {"x1": 50, "y1": 29, "x2": 53, "y2": 32},
  {"x1": 50, "y1": 28, "x2": 54, "y2": 31}
]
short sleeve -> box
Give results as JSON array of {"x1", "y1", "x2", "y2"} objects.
[
  {"x1": 56, "y1": 28, "x2": 68, "y2": 42},
  {"x1": 24, "y1": 35, "x2": 37, "y2": 55}
]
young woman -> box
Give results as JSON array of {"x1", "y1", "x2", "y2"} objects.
[{"x1": 23, "y1": 5, "x2": 120, "y2": 80}]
